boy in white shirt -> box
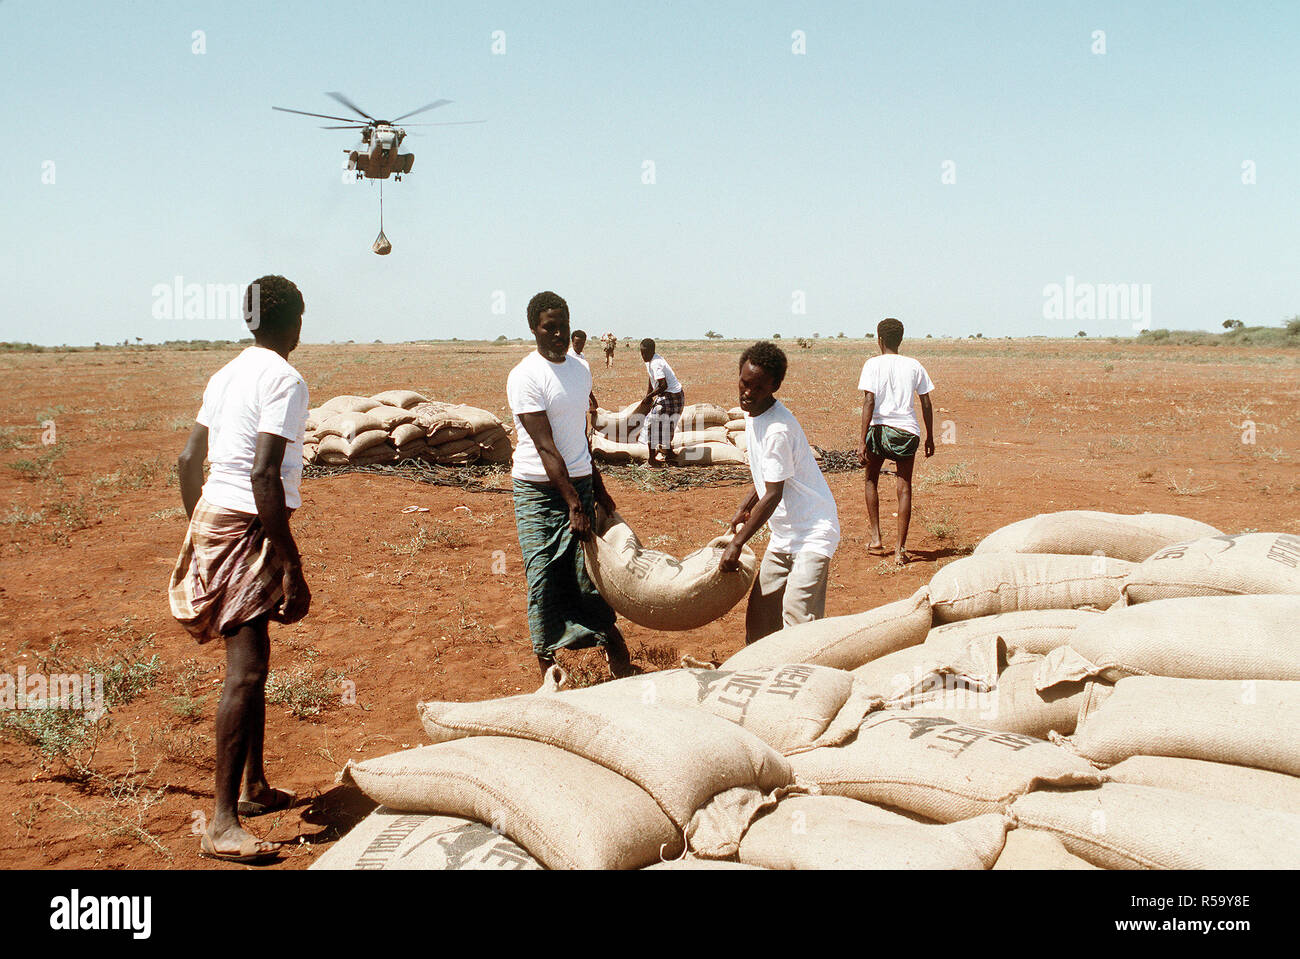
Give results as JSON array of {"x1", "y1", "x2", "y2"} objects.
[
  {"x1": 720, "y1": 341, "x2": 840, "y2": 643},
  {"x1": 857, "y1": 317, "x2": 935, "y2": 565},
  {"x1": 170, "y1": 275, "x2": 310, "y2": 864},
  {"x1": 637, "y1": 338, "x2": 684, "y2": 466}
]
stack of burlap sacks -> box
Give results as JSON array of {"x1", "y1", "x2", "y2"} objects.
[
  {"x1": 315, "y1": 510, "x2": 1300, "y2": 870},
  {"x1": 590, "y1": 402, "x2": 748, "y2": 465},
  {"x1": 302, "y1": 390, "x2": 512, "y2": 467}
]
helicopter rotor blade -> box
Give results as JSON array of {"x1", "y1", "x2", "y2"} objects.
[
  {"x1": 392, "y1": 99, "x2": 452, "y2": 121},
  {"x1": 319, "y1": 124, "x2": 369, "y2": 130},
  {"x1": 326, "y1": 91, "x2": 376, "y2": 122},
  {"x1": 273, "y1": 105, "x2": 366, "y2": 123},
  {"x1": 401, "y1": 120, "x2": 487, "y2": 127}
]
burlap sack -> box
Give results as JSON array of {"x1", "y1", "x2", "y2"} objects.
[
  {"x1": 929, "y1": 553, "x2": 1134, "y2": 623},
  {"x1": 679, "y1": 441, "x2": 748, "y2": 465},
  {"x1": 852, "y1": 632, "x2": 1005, "y2": 701},
  {"x1": 340, "y1": 737, "x2": 681, "y2": 869},
  {"x1": 789, "y1": 711, "x2": 1102, "y2": 823},
  {"x1": 670, "y1": 427, "x2": 728, "y2": 449},
  {"x1": 1102, "y1": 756, "x2": 1300, "y2": 816},
  {"x1": 302, "y1": 443, "x2": 319, "y2": 466},
  {"x1": 1009, "y1": 782, "x2": 1300, "y2": 869},
  {"x1": 1035, "y1": 595, "x2": 1300, "y2": 690},
  {"x1": 426, "y1": 437, "x2": 481, "y2": 465},
  {"x1": 320, "y1": 394, "x2": 381, "y2": 414},
  {"x1": 410, "y1": 401, "x2": 474, "y2": 438},
  {"x1": 1122, "y1": 532, "x2": 1300, "y2": 603},
  {"x1": 317, "y1": 435, "x2": 349, "y2": 458},
  {"x1": 563, "y1": 663, "x2": 860, "y2": 754},
  {"x1": 642, "y1": 859, "x2": 766, "y2": 870},
  {"x1": 428, "y1": 423, "x2": 475, "y2": 446},
  {"x1": 368, "y1": 405, "x2": 418, "y2": 430},
  {"x1": 728, "y1": 407, "x2": 743, "y2": 420},
  {"x1": 582, "y1": 512, "x2": 756, "y2": 630},
  {"x1": 346, "y1": 428, "x2": 391, "y2": 456},
  {"x1": 370, "y1": 389, "x2": 430, "y2": 410},
  {"x1": 592, "y1": 403, "x2": 647, "y2": 444},
  {"x1": 679, "y1": 403, "x2": 730, "y2": 431},
  {"x1": 395, "y1": 439, "x2": 428, "y2": 460},
  {"x1": 309, "y1": 808, "x2": 542, "y2": 870},
  {"x1": 473, "y1": 424, "x2": 510, "y2": 447},
  {"x1": 350, "y1": 442, "x2": 398, "y2": 465},
  {"x1": 723, "y1": 587, "x2": 932, "y2": 673},
  {"x1": 738, "y1": 795, "x2": 1008, "y2": 870},
  {"x1": 1067, "y1": 676, "x2": 1300, "y2": 776},
  {"x1": 590, "y1": 433, "x2": 649, "y2": 464},
  {"x1": 725, "y1": 418, "x2": 746, "y2": 432},
  {"x1": 730, "y1": 432, "x2": 748, "y2": 453},
  {"x1": 316, "y1": 411, "x2": 386, "y2": 441},
  {"x1": 925, "y1": 608, "x2": 1102, "y2": 658},
  {"x1": 991, "y1": 827, "x2": 1099, "y2": 870},
  {"x1": 317, "y1": 452, "x2": 349, "y2": 466},
  {"x1": 901, "y1": 657, "x2": 1090, "y2": 738},
  {"x1": 390, "y1": 423, "x2": 426, "y2": 448},
  {"x1": 973, "y1": 511, "x2": 1222, "y2": 563},
  {"x1": 416, "y1": 693, "x2": 793, "y2": 858},
  {"x1": 442, "y1": 404, "x2": 505, "y2": 435}
]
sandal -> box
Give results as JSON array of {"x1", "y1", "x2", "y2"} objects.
[
  {"x1": 237, "y1": 787, "x2": 296, "y2": 818},
  {"x1": 200, "y1": 832, "x2": 281, "y2": 864}
]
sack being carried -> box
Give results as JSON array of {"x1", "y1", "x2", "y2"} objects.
[{"x1": 583, "y1": 510, "x2": 756, "y2": 630}]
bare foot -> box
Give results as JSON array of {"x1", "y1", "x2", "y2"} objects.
[
  {"x1": 895, "y1": 549, "x2": 911, "y2": 566},
  {"x1": 202, "y1": 823, "x2": 280, "y2": 862},
  {"x1": 866, "y1": 542, "x2": 889, "y2": 556}
]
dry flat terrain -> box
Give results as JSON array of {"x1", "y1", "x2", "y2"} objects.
[{"x1": 1, "y1": 336, "x2": 1297, "y2": 869}]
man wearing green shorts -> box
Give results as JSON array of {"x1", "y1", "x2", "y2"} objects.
[{"x1": 857, "y1": 318, "x2": 935, "y2": 565}]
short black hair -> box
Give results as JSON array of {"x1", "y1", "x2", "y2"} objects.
[
  {"x1": 571, "y1": 329, "x2": 586, "y2": 341},
  {"x1": 244, "y1": 275, "x2": 304, "y2": 338},
  {"x1": 640, "y1": 338, "x2": 655, "y2": 352},
  {"x1": 739, "y1": 341, "x2": 787, "y2": 389},
  {"x1": 878, "y1": 317, "x2": 904, "y2": 350},
  {"x1": 527, "y1": 291, "x2": 568, "y2": 330}
]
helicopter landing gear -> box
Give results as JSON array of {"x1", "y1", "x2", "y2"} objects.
[{"x1": 394, "y1": 174, "x2": 402, "y2": 182}]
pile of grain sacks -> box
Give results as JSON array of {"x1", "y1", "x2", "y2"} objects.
[
  {"x1": 590, "y1": 402, "x2": 747, "y2": 465},
  {"x1": 317, "y1": 510, "x2": 1300, "y2": 870},
  {"x1": 302, "y1": 390, "x2": 512, "y2": 467}
]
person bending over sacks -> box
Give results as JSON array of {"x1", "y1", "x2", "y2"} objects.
[
  {"x1": 720, "y1": 341, "x2": 841, "y2": 643},
  {"x1": 508, "y1": 292, "x2": 635, "y2": 679},
  {"x1": 169, "y1": 275, "x2": 311, "y2": 864},
  {"x1": 857, "y1": 317, "x2": 935, "y2": 565},
  {"x1": 637, "y1": 337, "x2": 685, "y2": 467}
]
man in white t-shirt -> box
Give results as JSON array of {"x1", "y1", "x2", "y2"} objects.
[
  {"x1": 720, "y1": 341, "x2": 840, "y2": 643},
  {"x1": 568, "y1": 329, "x2": 599, "y2": 428},
  {"x1": 637, "y1": 338, "x2": 685, "y2": 466},
  {"x1": 169, "y1": 275, "x2": 310, "y2": 865},
  {"x1": 857, "y1": 317, "x2": 935, "y2": 565},
  {"x1": 508, "y1": 292, "x2": 633, "y2": 679}
]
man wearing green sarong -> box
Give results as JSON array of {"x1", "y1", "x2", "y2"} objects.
[
  {"x1": 857, "y1": 318, "x2": 936, "y2": 565},
  {"x1": 507, "y1": 291, "x2": 635, "y2": 678}
]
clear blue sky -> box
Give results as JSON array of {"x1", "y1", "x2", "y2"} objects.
[{"x1": 2, "y1": 0, "x2": 1297, "y2": 345}]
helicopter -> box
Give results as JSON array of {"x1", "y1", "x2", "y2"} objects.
[{"x1": 272, "y1": 91, "x2": 484, "y2": 181}]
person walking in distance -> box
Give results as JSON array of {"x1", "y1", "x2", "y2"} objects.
[{"x1": 858, "y1": 317, "x2": 935, "y2": 565}]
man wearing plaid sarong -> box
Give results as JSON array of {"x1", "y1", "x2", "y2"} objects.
[
  {"x1": 508, "y1": 292, "x2": 634, "y2": 679},
  {"x1": 637, "y1": 338, "x2": 685, "y2": 466},
  {"x1": 169, "y1": 275, "x2": 310, "y2": 864}
]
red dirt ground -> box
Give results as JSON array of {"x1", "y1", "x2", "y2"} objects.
[{"x1": 1, "y1": 337, "x2": 1296, "y2": 868}]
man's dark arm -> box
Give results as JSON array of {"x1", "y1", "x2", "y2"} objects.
[
  {"x1": 251, "y1": 432, "x2": 310, "y2": 622},
  {"x1": 178, "y1": 424, "x2": 209, "y2": 519},
  {"x1": 919, "y1": 392, "x2": 935, "y2": 457},
  {"x1": 720, "y1": 481, "x2": 784, "y2": 572}
]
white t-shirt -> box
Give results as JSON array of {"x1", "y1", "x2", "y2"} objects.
[
  {"x1": 746, "y1": 400, "x2": 840, "y2": 558},
  {"x1": 197, "y1": 346, "x2": 310, "y2": 514},
  {"x1": 646, "y1": 354, "x2": 681, "y2": 394},
  {"x1": 857, "y1": 354, "x2": 935, "y2": 437},
  {"x1": 567, "y1": 348, "x2": 590, "y2": 371},
  {"x1": 507, "y1": 351, "x2": 594, "y2": 482}
]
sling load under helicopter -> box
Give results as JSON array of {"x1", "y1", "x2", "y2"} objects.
[{"x1": 273, "y1": 92, "x2": 484, "y2": 254}]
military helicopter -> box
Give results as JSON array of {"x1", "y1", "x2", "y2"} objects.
[
  {"x1": 273, "y1": 92, "x2": 483, "y2": 254},
  {"x1": 273, "y1": 91, "x2": 483, "y2": 181}
]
